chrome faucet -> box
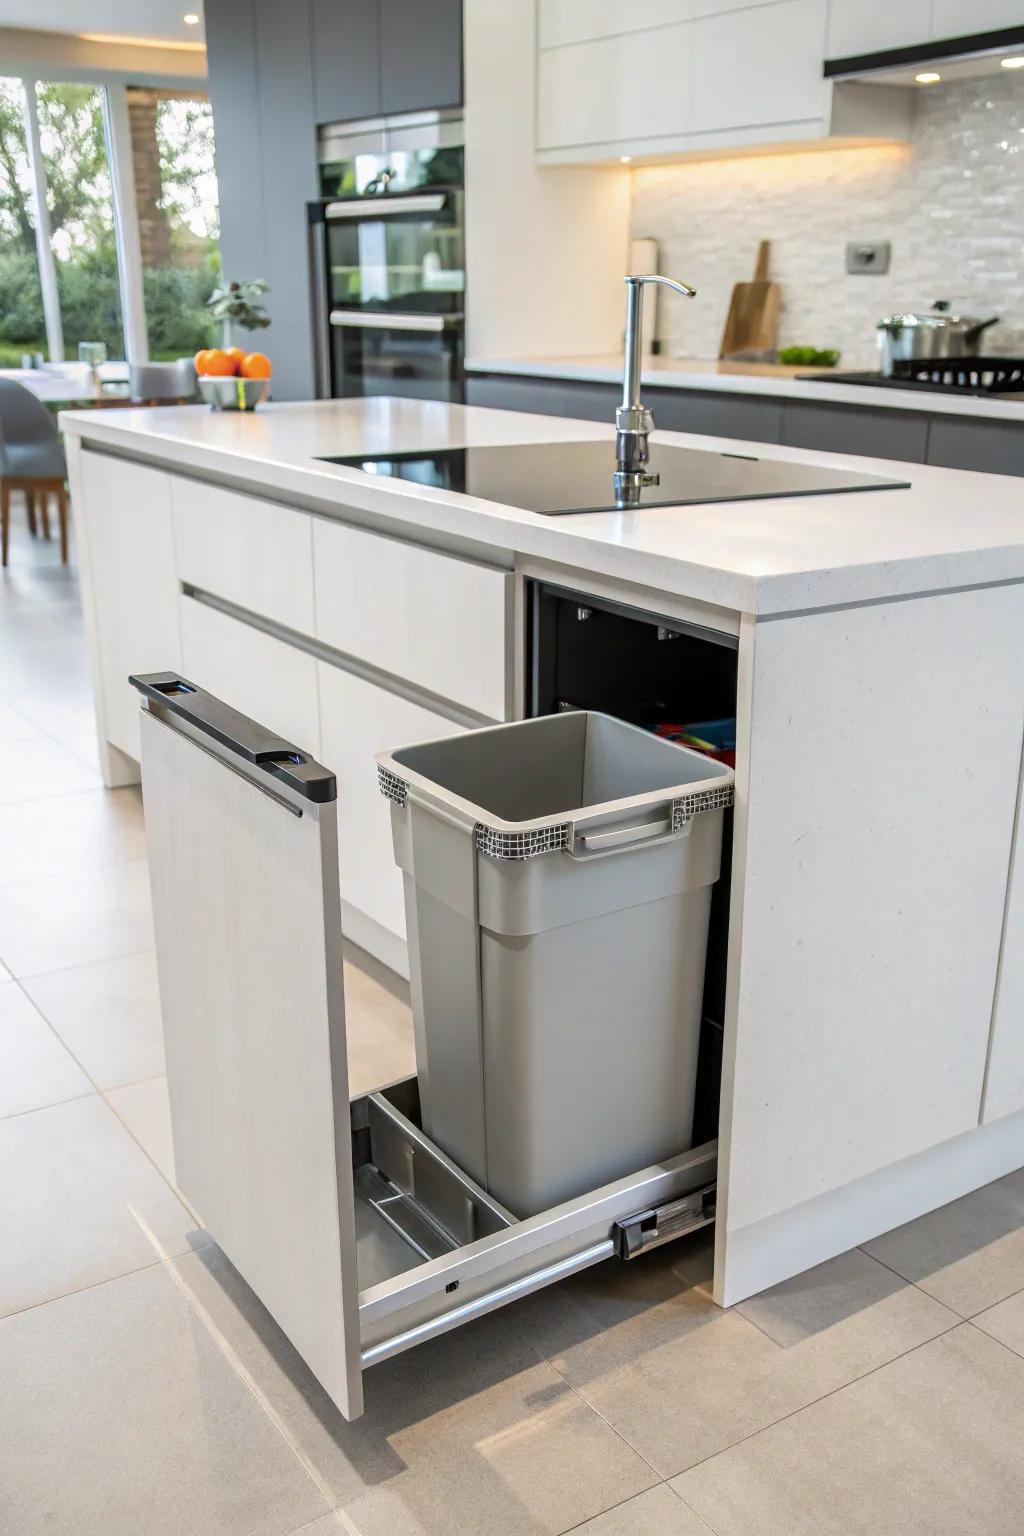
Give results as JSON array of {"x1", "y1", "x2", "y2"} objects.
[{"x1": 616, "y1": 274, "x2": 697, "y2": 500}]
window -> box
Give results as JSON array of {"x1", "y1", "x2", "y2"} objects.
[
  {"x1": 35, "y1": 82, "x2": 125, "y2": 361},
  {"x1": 128, "y1": 88, "x2": 220, "y2": 359},
  {"x1": 0, "y1": 78, "x2": 46, "y2": 364}
]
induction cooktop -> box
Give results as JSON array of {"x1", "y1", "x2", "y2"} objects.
[{"x1": 320, "y1": 440, "x2": 910, "y2": 515}]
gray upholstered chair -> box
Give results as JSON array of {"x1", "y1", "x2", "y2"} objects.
[{"x1": 0, "y1": 378, "x2": 69, "y2": 566}]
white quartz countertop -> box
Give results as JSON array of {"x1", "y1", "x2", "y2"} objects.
[
  {"x1": 60, "y1": 397, "x2": 1024, "y2": 618},
  {"x1": 466, "y1": 352, "x2": 1024, "y2": 422}
]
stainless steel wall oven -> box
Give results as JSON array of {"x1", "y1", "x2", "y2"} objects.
[{"x1": 309, "y1": 109, "x2": 464, "y2": 402}]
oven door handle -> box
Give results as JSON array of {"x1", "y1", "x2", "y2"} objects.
[
  {"x1": 329, "y1": 310, "x2": 462, "y2": 333},
  {"x1": 324, "y1": 192, "x2": 448, "y2": 219}
]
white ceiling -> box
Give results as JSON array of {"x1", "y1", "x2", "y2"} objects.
[{"x1": 0, "y1": 0, "x2": 204, "y2": 45}]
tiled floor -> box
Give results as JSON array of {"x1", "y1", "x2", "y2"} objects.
[{"x1": 3, "y1": 508, "x2": 1024, "y2": 1534}]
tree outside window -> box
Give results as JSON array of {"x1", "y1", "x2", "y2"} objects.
[{"x1": 129, "y1": 89, "x2": 220, "y2": 359}]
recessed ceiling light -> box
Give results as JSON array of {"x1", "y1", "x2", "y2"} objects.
[
  {"x1": 183, "y1": 11, "x2": 200, "y2": 23},
  {"x1": 1000, "y1": 55, "x2": 1024, "y2": 68},
  {"x1": 619, "y1": 155, "x2": 632, "y2": 163},
  {"x1": 914, "y1": 71, "x2": 942, "y2": 84}
]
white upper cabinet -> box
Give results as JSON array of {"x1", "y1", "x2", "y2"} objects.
[
  {"x1": 537, "y1": 24, "x2": 696, "y2": 150},
  {"x1": 932, "y1": 0, "x2": 1024, "y2": 36},
  {"x1": 827, "y1": 0, "x2": 1023, "y2": 59},
  {"x1": 691, "y1": 0, "x2": 829, "y2": 134},
  {"x1": 536, "y1": 0, "x2": 907, "y2": 163},
  {"x1": 826, "y1": 0, "x2": 934, "y2": 57}
]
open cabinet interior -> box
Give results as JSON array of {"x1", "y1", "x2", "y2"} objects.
[
  {"x1": 135, "y1": 628, "x2": 726, "y2": 1422},
  {"x1": 527, "y1": 580, "x2": 739, "y2": 1146}
]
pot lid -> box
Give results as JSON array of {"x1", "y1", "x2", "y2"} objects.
[{"x1": 877, "y1": 301, "x2": 986, "y2": 332}]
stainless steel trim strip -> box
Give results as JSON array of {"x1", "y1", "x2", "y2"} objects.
[
  {"x1": 324, "y1": 193, "x2": 447, "y2": 219},
  {"x1": 328, "y1": 308, "x2": 457, "y2": 332},
  {"x1": 180, "y1": 585, "x2": 497, "y2": 731},
  {"x1": 360, "y1": 1240, "x2": 614, "y2": 1367}
]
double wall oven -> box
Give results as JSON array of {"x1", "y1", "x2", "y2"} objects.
[{"x1": 310, "y1": 109, "x2": 465, "y2": 403}]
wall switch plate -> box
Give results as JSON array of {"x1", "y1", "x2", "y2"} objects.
[{"x1": 846, "y1": 240, "x2": 891, "y2": 275}]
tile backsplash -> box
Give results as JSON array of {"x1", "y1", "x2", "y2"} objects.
[{"x1": 630, "y1": 76, "x2": 1024, "y2": 369}]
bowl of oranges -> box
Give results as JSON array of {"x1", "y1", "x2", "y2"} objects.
[{"x1": 195, "y1": 347, "x2": 272, "y2": 411}]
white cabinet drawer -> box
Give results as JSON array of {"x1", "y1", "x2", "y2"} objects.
[
  {"x1": 179, "y1": 597, "x2": 320, "y2": 751},
  {"x1": 80, "y1": 451, "x2": 181, "y2": 762},
  {"x1": 314, "y1": 520, "x2": 510, "y2": 721},
  {"x1": 318, "y1": 664, "x2": 463, "y2": 946},
  {"x1": 171, "y1": 477, "x2": 315, "y2": 634}
]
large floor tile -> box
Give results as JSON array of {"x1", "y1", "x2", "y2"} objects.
[
  {"x1": 0, "y1": 736, "x2": 99, "y2": 803},
  {"x1": 530, "y1": 1233, "x2": 956, "y2": 1477},
  {"x1": 0, "y1": 636, "x2": 98, "y2": 737},
  {"x1": 972, "y1": 1285, "x2": 1024, "y2": 1359},
  {"x1": 344, "y1": 952, "x2": 415, "y2": 1097},
  {"x1": 673, "y1": 1324, "x2": 1024, "y2": 1536},
  {"x1": 170, "y1": 1243, "x2": 658, "y2": 1532},
  {"x1": 0, "y1": 700, "x2": 41, "y2": 743},
  {"x1": 24, "y1": 949, "x2": 165, "y2": 1090},
  {"x1": 0, "y1": 857, "x2": 152, "y2": 977},
  {"x1": 864, "y1": 1170, "x2": 1024, "y2": 1316},
  {"x1": 0, "y1": 1262, "x2": 329, "y2": 1536},
  {"x1": 564, "y1": 1485, "x2": 713, "y2": 1535},
  {"x1": 0, "y1": 785, "x2": 145, "y2": 886},
  {"x1": 107, "y1": 1074, "x2": 175, "y2": 1185},
  {"x1": 0, "y1": 983, "x2": 91, "y2": 1118},
  {"x1": 0, "y1": 1094, "x2": 204, "y2": 1319}
]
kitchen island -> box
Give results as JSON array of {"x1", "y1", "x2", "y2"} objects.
[{"x1": 62, "y1": 395, "x2": 1024, "y2": 1314}]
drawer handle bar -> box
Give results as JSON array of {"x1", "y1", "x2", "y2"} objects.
[{"x1": 129, "y1": 671, "x2": 338, "y2": 804}]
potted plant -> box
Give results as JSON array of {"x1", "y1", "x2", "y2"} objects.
[{"x1": 207, "y1": 279, "x2": 271, "y2": 349}]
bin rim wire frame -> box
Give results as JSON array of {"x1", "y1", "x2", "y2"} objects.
[{"x1": 377, "y1": 712, "x2": 735, "y2": 863}]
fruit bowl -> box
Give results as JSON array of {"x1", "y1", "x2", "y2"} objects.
[{"x1": 198, "y1": 375, "x2": 270, "y2": 411}]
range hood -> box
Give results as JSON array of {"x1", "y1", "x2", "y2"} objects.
[{"x1": 826, "y1": 23, "x2": 1024, "y2": 86}]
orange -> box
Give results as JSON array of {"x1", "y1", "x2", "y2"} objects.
[
  {"x1": 196, "y1": 348, "x2": 237, "y2": 378},
  {"x1": 240, "y1": 351, "x2": 272, "y2": 380},
  {"x1": 223, "y1": 347, "x2": 246, "y2": 371}
]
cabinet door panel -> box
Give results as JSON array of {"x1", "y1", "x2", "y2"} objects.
[
  {"x1": 380, "y1": 0, "x2": 462, "y2": 113},
  {"x1": 171, "y1": 477, "x2": 315, "y2": 634},
  {"x1": 539, "y1": 0, "x2": 778, "y2": 48},
  {"x1": 313, "y1": 519, "x2": 510, "y2": 721},
  {"x1": 691, "y1": 0, "x2": 828, "y2": 133},
  {"x1": 782, "y1": 400, "x2": 929, "y2": 462},
  {"x1": 933, "y1": 0, "x2": 1024, "y2": 37},
  {"x1": 79, "y1": 452, "x2": 181, "y2": 762},
  {"x1": 312, "y1": 0, "x2": 382, "y2": 124},
  {"x1": 179, "y1": 597, "x2": 320, "y2": 750},
  {"x1": 318, "y1": 664, "x2": 462, "y2": 942},
  {"x1": 926, "y1": 418, "x2": 1024, "y2": 478},
  {"x1": 826, "y1": 0, "x2": 934, "y2": 58},
  {"x1": 538, "y1": 24, "x2": 694, "y2": 148}
]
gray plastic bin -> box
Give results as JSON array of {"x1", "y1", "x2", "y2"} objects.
[{"x1": 377, "y1": 711, "x2": 734, "y2": 1218}]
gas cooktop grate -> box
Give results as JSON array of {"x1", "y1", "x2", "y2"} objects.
[{"x1": 800, "y1": 358, "x2": 1024, "y2": 396}]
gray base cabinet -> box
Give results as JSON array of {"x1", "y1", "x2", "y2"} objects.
[
  {"x1": 468, "y1": 372, "x2": 1023, "y2": 477},
  {"x1": 927, "y1": 417, "x2": 1024, "y2": 477},
  {"x1": 781, "y1": 401, "x2": 930, "y2": 463}
]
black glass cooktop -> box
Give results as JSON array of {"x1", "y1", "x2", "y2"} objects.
[{"x1": 321, "y1": 440, "x2": 909, "y2": 515}]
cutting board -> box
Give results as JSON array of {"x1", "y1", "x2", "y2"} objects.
[{"x1": 719, "y1": 240, "x2": 780, "y2": 359}]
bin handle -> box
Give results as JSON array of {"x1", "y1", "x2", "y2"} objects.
[{"x1": 569, "y1": 812, "x2": 687, "y2": 860}]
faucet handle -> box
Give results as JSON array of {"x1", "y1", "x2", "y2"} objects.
[{"x1": 626, "y1": 273, "x2": 698, "y2": 299}]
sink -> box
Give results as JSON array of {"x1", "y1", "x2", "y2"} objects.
[{"x1": 320, "y1": 440, "x2": 910, "y2": 515}]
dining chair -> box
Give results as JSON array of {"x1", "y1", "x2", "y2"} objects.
[{"x1": 0, "y1": 377, "x2": 69, "y2": 567}]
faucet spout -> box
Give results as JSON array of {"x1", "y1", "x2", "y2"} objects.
[{"x1": 616, "y1": 273, "x2": 697, "y2": 500}]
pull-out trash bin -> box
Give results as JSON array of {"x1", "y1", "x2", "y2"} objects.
[{"x1": 377, "y1": 710, "x2": 734, "y2": 1217}]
